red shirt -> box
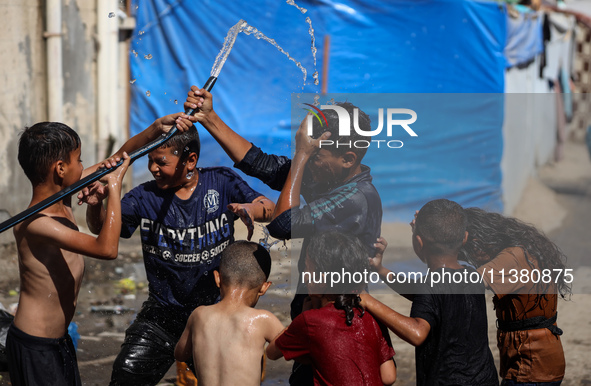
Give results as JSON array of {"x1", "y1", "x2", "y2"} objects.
[{"x1": 275, "y1": 303, "x2": 395, "y2": 386}]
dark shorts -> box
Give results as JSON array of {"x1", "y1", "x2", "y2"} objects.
[
  {"x1": 6, "y1": 324, "x2": 81, "y2": 386},
  {"x1": 109, "y1": 297, "x2": 202, "y2": 386}
]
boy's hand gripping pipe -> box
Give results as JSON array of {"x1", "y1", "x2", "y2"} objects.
[{"x1": 0, "y1": 76, "x2": 217, "y2": 234}]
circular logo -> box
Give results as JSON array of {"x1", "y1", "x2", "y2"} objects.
[
  {"x1": 162, "y1": 250, "x2": 172, "y2": 260},
  {"x1": 204, "y1": 189, "x2": 220, "y2": 214}
]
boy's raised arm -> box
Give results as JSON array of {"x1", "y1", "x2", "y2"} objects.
[
  {"x1": 81, "y1": 113, "x2": 196, "y2": 234},
  {"x1": 185, "y1": 86, "x2": 252, "y2": 164}
]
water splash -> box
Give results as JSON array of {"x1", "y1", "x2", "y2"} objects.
[
  {"x1": 259, "y1": 225, "x2": 284, "y2": 252},
  {"x1": 305, "y1": 17, "x2": 317, "y2": 67},
  {"x1": 129, "y1": 79, "x2": 136, "y2": 84},
  {"x1": 138, "y1": 30, "x2": 145, "y2": 36},
  {"x1": 131, "y1": 50, "x2": 138, "y2": 58},
  {"x1": 286, "y1": 0, "x2": 307, "y2": 14},
  {"x1": 241, "y1": 24, "x2": 307, "y2": 84},
  {"x1": 211, "y1": 20, "x2": 307, "y2": 85},
  {"x1": 144, "y1": 54, "x2": 153, "y2": 60},
  {"x1": 146, "y1": 90, "x2": 151, "y2": 97},
  {"x1": 210, "y1": 20, "x2": 247, "y2": 78}
]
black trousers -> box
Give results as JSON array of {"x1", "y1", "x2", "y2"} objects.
[{"x1": 109, "y1": 298, "x2": 190, "y2": 386}]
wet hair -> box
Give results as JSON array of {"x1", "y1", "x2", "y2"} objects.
[
  {"x1": 158, "y1": 125, "x2": 200, "y2": 161},
  {"x1": 219, "y1": 241, "x2": 271, "y2": 289},
  {"x1": 18, "y1": 122, "x2": 81, "y2": 186},
  {"x1": 459, "y1": 207, "x2": 571, "y2": 298},
  {"x1": 309, "y1": 102, "x2": 371, "y2": 161},
  {"x1": 307, "y1": 231, "x2": 368, "y2": 326},
  {"x1": 414, "y1": 199, "x2": 467, "y2": 256}
]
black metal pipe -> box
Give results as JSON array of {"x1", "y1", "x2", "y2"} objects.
[{"x1": 0, "y1": 76, "x2": 217, "y2": 234}]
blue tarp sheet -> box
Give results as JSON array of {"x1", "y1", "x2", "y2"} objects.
[{"x1": 129, "y1": 0, "x2": 507, "y2": 221}]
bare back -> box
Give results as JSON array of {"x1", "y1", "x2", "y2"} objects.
[
  {"x1": 189, "y1": 303, "x2": 283, "y2": 386},
  {"x1": 13, "y1": 210, "x2": 85, "y2": 339}
]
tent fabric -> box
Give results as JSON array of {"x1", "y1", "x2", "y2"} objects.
[{"x1": 129, "y1": 0, "x2": 506, "y2": 221}]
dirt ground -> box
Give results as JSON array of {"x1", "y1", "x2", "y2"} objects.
[{"x1": 0, "y1": 139, "x2": 590, "y2": 385}]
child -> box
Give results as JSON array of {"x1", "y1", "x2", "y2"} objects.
[
  {"x1": 361, "y1": 199, "x2": 498, "y2": 386},
  {"x1": 266, "y1": 231, "x2": 396, "y2": 386},
  {"x1": 8, "y1": 113, "x2": 194, "y2": 386},
  {"x1": 85, "y1": 124, "x2": 276, "y2": 385},
  {"x1": 461, "y1": 207, "x2": 569, "y2": 385},
  {"x1": 174, "y1": 241, "x2": 284, "y2": 385}
]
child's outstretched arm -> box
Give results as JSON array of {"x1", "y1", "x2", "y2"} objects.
[
  {"x1": 81, "y1": 113, "x2": 196, "y2": 234},
  {"x1": 24, "y1": 153, "x2": 131, "y2": 260},
  {"x1": 360, "y1": 294, "x2": 430, "y2": 347},
  {"x1": 83, "y1": 112, "x2": 197, "y2": 177},
  {"x1": 185, "y1": 86, "x2": 252, "y2": 164},
  {"x1": 227, "y1": 196, "x2": 275, "y2": 241}
]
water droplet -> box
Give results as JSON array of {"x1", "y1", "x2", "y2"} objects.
[
  {"x1": 173, "y1": 150, "x2": 178, "y2": 155},
  {"x1": 204, "y1": 271, "x2": 208, "y2": 276},
  {"x1": 174, "y1": 99, "x2": 178, "y2": 104},
  {"x1": 146, "y1": 90, "x2": 151, "y2": 97},
  {"x1": 108, "y1": 12, "x2": 116, "y2": 18},
  {"x1": 129, "y1": 79, "x2": 136, "y2": 84},
  {"x1": 144, "y1": 54, "x2": 153, "y2": 60},
  {"x1": 139, "y1": 30, "x2": 145, "y2": 35},
  {"x1": 132, "y1": 50, "x2": 138, "y2": 57},
  {"x1": 184, "y1": 146, "x2": 189, "y2": 151}
]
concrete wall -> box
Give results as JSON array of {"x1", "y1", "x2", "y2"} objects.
[{"x1": 0, "y1": 0, "x2": 131, "y2": 244}]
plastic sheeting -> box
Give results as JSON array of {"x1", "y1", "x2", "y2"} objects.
[{"x1": 129, "y1": 0, "x2": 506, "y2": 221}]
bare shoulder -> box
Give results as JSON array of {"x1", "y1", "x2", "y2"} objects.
[
  {"x1": 252, "y1": 308, "x2": 285, "y2": 341},
  {"x1": 16, "y1": 212, "x2": 78, "y2": 243}
]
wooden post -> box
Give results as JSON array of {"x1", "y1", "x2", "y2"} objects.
[{"x1": 322, "y1": 35, "x2": 330, "y2": 95}]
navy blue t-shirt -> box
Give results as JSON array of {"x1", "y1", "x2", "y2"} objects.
[{"x1": 120, "y1": 167, "x2": 262, "y2": 311}]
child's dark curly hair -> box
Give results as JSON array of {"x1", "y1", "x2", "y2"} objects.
[
  {"x1": 459, "y1": 207, "x2": 571, "y2": 299},
  {"x1": 307, "y1": 231, "x2": 368, "y2": 326}
]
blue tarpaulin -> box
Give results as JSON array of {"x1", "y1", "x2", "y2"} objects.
[{"x1": 129, "y1": 0, "x2": 507, "y2": 221}]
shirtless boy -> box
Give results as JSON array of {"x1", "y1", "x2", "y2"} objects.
[
  {"x1": 174, "y1": 241, "x2": 284, "y2": 386},
  {"x1": 7, "y1": 114, "x2": 195, "y2": 386}
]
